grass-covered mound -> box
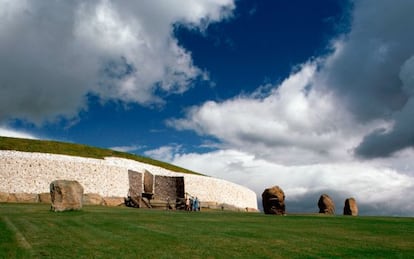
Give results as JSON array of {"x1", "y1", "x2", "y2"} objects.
[
  {"x1": 1, "y1": 204, "x2": 413, "y2": 258},
  {"x1": 0, "y1": 136, "x2": 201, "y2": 175}
]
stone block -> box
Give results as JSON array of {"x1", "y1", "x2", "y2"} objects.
[
  {"x1": 103, "y1": 196, "x2": 124, "y2": 206},
  {"x1": 12, "y1": 193, "x2": 39, "y2": 203},
  {"x1": 50, "y1": 180, "x2": 84, "y2": 212},
  {"x1": 143, "y1": 170, "x2": 154, "y2": 193},
  {"x1": 0, "y1": 192, "x2": 9, "y2": 202},
  {"x1": 83, "y1": 193, "x2": 104, "y2": 205},
  {"x1": 128, "y1": 170, "x2": 143, "y2": 197},
  {"x1": 38, "y1": 192, "x2": 51, "y2": 203},
  {"x1": 153, "y1": 175, "x2": 184, "y2": 202}
]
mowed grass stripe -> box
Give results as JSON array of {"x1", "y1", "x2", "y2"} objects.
[{"x1": 2, "y1": 216, "x2": 32, "y2": 250}]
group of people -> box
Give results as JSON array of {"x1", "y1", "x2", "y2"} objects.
[{"x1": 185, "y1": 196, "x2": 200, "y2": 211}]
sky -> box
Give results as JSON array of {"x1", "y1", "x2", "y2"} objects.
[{"x1": 1, "y1": 0, "x2": 414, "y2": 216}]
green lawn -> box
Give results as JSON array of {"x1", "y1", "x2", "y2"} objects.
[{"x1": 1, "y1": 204, "x2": 413, "y2": 258}]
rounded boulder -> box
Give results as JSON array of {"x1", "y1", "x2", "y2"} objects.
[{"x1": 262, "y1": 186, "x2": 286, "y2": 215}]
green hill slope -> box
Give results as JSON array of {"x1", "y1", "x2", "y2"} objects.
[{"x1": 0, "y1": 136, "x2": 201, "y2": 175}]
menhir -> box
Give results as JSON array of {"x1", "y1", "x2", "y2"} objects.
[
  {"x1": 343, "y1": 197, "x2": 358, "y2": 216},
  {"x1": 262, "y1": 186, "x2": 286, "y2": 215},
  {"x1": 318, "y1": 194, "x2": 335, "y2": 215}
]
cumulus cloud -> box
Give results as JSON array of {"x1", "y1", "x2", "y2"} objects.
[
  {"x1": 168, "y1": 62, "x2": 387, "y2": 165},
  {"x1": 169, "y1": 0, "x2": 414, "y2": 161},
  {"x1": 0, "y1": 0, "x2": 235, "y2": 124},
  {"x1": 144, "y1": 144, "x2": 183, "y2": 162},
  {"x1": 163, "y1": 0, "x2": 414, "y2": 215},
  {"x1": 168, "y1": 149, "x2": 414, "y2": 216},
  {"x1": 355, "y1": 98, "x2": 414, "y2": 158},
  {"x1": 317, "y1": 0, "x2": 414, "y2": 157}
]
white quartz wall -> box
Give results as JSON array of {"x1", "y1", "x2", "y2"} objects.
[
  {"x1": 0, "y1": 151, "x2": 258, "y2": 209},
  {"x1": 0, "y1": 151, "x2": 129, "y2": 197}
]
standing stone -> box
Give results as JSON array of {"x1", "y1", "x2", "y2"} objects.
[
  {"x1": 318, "y1": 194, "x2": 335, "y2": 215},
  {"x1": 343, "y1": 197, "x2": 358, "y2": 216},
  {"x1": 262, "y1": 186, "x2": 286, "y2": 215},
  {"x1": 50, "y1": 180, "x2": 84, "y2": 212},
  {"x1": 144, "y1": 170, "x2": 154, "y2": 194}
]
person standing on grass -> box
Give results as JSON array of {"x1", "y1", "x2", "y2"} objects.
[
  {"x1": 189, "y1": 196, "x2": 194, "y2": 211},
  {"x1": 193, "y1": 197, "x2": 199, "y2": 211},
  {"x1": 185, "y1": 197, "x2": 190, "y2": 211}
]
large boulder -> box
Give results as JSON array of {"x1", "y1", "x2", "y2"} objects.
[
  {"x1": 50, "y1": 180, "x2": 84, "y2": 212},
  {"x1": 318, "y1": 194, "x2": 335, "y2": 215},
  {"x1": 262, "y1": 186, "x2": 286, "y2": 215},
  {"x1": 343, "y1": 197, "x2": 358, "y2": 216}
]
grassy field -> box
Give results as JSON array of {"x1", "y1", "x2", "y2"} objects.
[
  {"x1": 0, "y1": 204, "x2": 413, "y2": 258},
  {"x1": 0, "y1": 136, "x2": 201, "y2": 175}
]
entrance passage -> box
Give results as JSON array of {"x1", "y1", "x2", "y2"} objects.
[{"x1": 127, "y1": 170, "x2": 185, "y2": 209}]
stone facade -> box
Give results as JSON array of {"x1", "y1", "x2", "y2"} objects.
[
  {"x1": 0, "y1": 151, "x2": 258, "y2": 210},
  {"x1": 153, "y1": 175, "x2": 184, "y2": 201},
  {"x1": 0, "y1": 151, "x2": 128, "y2": 197}
]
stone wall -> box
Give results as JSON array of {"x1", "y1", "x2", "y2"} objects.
[
  {"x1": 0, "y1": 151, "x2": 128, "y2": 197},
  {"x1": 0, "y1": 151, "x2": 258, "y2": 210},
  {"x1": 153, "y1": 175, "x2": 184, "y2": 201}
]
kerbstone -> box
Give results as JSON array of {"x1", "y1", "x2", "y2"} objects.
[{"x1": 50, "y1": 180, "x2": 84, "y2": 212}]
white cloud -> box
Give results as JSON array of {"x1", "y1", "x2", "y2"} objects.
[
  {"x1": 168, "y1": 62, "x2": 388, "y2": 165},
  {"x1": 170, "y1": 149, "x2": 414, "y2": 216},
  {"x1": 316, "y1": 0, "x2": 414, "y2": 157},
  {"x1": 109, "y1": 145, "x2": 142, "y2": 153},
  {"x1": 144, "y1": 145, "x2": 182, "y2": 162},
  {"x1": 165, "y1": 0, "x2": 414, "y2": 215},
  {"x1": 0, "y1": 0, "x2": 235, "y2": 124},
  {"x1": 0, "y1": 127, "x2": 38, "y2": 139}
]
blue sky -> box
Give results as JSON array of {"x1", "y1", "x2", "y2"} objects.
[
  {"x1": 1, "y1": 0, "x2": 414, "y2": 215},
  {"x1": 4, "y1": 0, "x2": 346, "y2": 151}
]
